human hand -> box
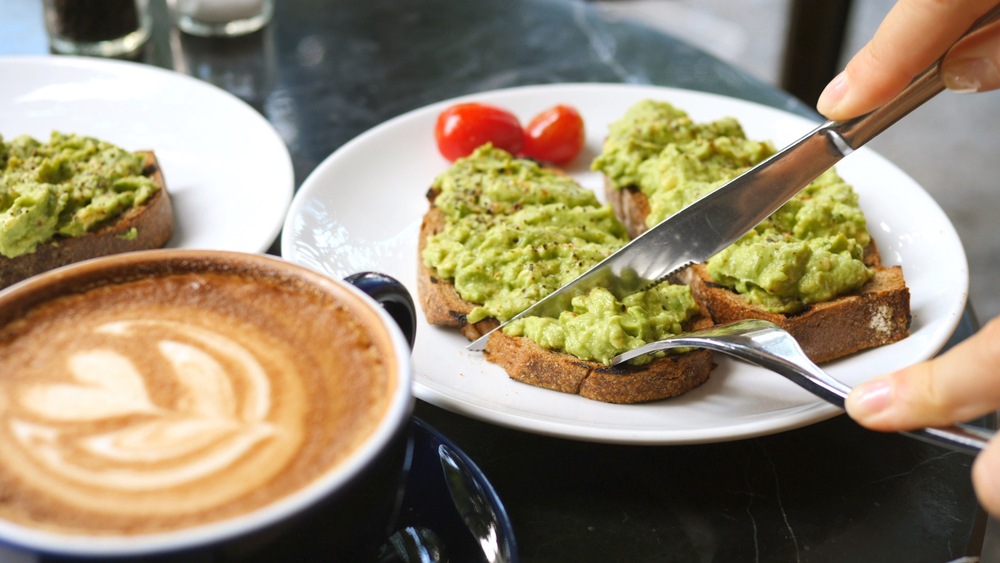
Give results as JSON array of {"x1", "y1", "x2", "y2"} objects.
[
  {"x1": 817, "y1": 0, "x2": 1000, "y2": 120},
  {"x1": 845, "y1": 317, "x2": 1000, "y2": 517}
]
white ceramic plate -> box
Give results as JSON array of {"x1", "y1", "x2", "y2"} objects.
[
  {"x1": 0, "y1": 56, "x2": 292, "y2": 253},
  {"x1": 282, "y1": 83, "x2": 968, "y2": 444}
]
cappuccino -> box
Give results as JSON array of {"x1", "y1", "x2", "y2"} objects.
[{"x1": 0, "y1": 270, "x2": 397, "y2": 536}]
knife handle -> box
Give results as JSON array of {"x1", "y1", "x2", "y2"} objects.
[{"x1": 826, "y1": 3, "x2": 1000, "y2": 152}]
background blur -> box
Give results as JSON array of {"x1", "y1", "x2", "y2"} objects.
[{"x1": 594, "y1": 0, "x2": 1000, "y2": 326}]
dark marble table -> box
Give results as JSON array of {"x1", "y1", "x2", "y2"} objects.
[{"x1": 3, "y1": 1, "x2": 990, "y2": 561}]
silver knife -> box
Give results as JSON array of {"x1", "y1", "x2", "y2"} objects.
[{"x1": 468, "y1": 3, "x2": 1000, "y2": 352}]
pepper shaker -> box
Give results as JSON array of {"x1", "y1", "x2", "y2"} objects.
[{"x1": 42, "y1": 0, "x2": 151, "y2": 57}]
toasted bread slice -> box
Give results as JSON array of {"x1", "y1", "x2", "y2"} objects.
[
  {"x1": 417, "y1": 203, "x2": 499, "y2": 340},
  {"x1": 679, "y1": 265, "x2": 909, "y2": 363},
  {"x1": 484, "y1": 305, "x2": 714, "y2": 403},
  {"x1": 605, "y1": 178, "x2": 910, "y2": 362},
  {"x1": 418, "y1": 187, "x2": 715, "y2": 402},
  {"x1": 0, "y1": 151, "x2": 174, "y2": 289}
]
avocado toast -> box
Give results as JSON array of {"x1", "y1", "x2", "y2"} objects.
[
  {"x1": 0, "y1": 132, "x2": 173, "y2": 289},
  {"x1": 418, "y1": 145, "x2": 713, "y2": 404},
  {"x1": 592, "y1": 100, "x2": 909, "y2": 363}
]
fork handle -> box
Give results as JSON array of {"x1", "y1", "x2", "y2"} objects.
[
  {"x1": 732, "y1": 348, "x2": 994, "y2": 454},
  {"x1": 761, "y1": 353, "x2": 994, "y2": 454},
  {"x1": 902, "y1": 426, "x2": 993, "y2": 453},
  {"x1": 622, "y1": 336, "x2": 995, "y2": 454}
]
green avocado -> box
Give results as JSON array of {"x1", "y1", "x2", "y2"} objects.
[
  {"x1": 0, "y1": 132, "x2": 158, "y2": 258},
  {"x1": 424, "y1": 144, "x2": 629, "y2": 324},
  {"x1": 591, "y1": 99, "x2": 752, "y2": 191},
  {"x1": 431, "y1": 143, "x2": 599, "y2": 222},
  {"x1": 503, "y1": 285, "x2": 700, "y2": 366},
  {"x1": 424, "y1": 201, "x2": 629, "y2": 323},
  {"x1": 593, "y1": 100, "x2": 873, "y2": 313},
  {"x1": 423, "y1": 144, "x2": 699, "y2": 360}
]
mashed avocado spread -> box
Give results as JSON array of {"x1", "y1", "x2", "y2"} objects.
[
  {"x1": 504, "y1": 286, "x2": 699, "y2": 366},
  {"x1": 422, "y1": 145, "x2": 699, "y2": 364},
  {"x1": 592, "y1": 101, "x2": 873, "y2": 313},
  {"x1": 0, "y1": 132, "x2": 158, "y2": 259}
]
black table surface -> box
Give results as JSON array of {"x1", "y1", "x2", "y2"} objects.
[{"x1": 4, "y1": 1, "x2": 990, "y2": 561}]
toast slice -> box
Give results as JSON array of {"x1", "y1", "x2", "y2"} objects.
[
  {"x1": 606, "y1": 178, "x2": 910, "y2": 362},
  {"x1": 679, "y1": 265, "x2": 909, "y2": 364},
  {"x1": 0, "y1": 151, "x2": 174, "y2": 289},
  {"x1": 418, "y1": 186, "x2": 715, "y2": 403},
  {"x1": 483, "y1": 305, "x2": 714, "y2": 404},
  {"x1": 417, "y1": 202, "x2": 500, "y2": 340}
]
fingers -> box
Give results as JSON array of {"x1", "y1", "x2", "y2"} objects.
[
  {"x1": 942, "y1": 17, "x2": 1000, "y2": 92},
  {"x1": 845, "y1": 316, "x2": 1000, "y2": 431},
  {"x1": 973, "y1": 439, "x2": 1000, "y2": 518},
  {"x1": 817, "y1": 0, "x2": 998, "y2": 120}
]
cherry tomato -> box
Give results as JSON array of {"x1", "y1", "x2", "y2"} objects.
[
  {"x1": 521, "y1": 105, "x2": 585, "y2": 165},
  {"x1": 434, "y1": 103, "x2": 524, "y2": 161}
]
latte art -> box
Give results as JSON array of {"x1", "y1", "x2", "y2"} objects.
[
  {"x1": 12, "y1": 320, "x2": 291, "y2": 501},
  {"x1": 0, "y1": 272, "x2": 395, "y2": 535}
]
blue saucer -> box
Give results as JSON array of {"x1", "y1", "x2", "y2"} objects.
[{"x1": 380, "y1": 418, "x2": 519, "y2": 563}]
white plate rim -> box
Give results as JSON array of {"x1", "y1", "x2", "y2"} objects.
[{"x1": 0, "y1": 54, "x2": 293, "y2": 254}]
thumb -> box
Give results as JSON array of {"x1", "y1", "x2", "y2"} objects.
[
  {"x1": 942, "y1": 17, "x2": 1000, "y2": 92},
  {"x1": 817, "y1": 0, "x2": 997, "y2": 120},
  {"x1": 972, "y1": 439, "x2": 1000, "y2": 518},
  {"x1": 845, "y1": 316, "x2": 1000, "y2": 431}
]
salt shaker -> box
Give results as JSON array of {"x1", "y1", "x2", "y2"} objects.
[
  {"x1": 168, "y1": 0, "x2": 274, "y2": 37},
  {"x1": 42, "y1": 0, "x2": 151, "y2": 57}
]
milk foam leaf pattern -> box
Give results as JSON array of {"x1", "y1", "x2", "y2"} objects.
[
  {"x1": 160, "y1": 340, "x2": 237, "y2": 419},
  {"x1": 80, "y1": 418, "x2": 245, "y2": 463},
  {"x1": 12, "y1": 320, "x2": 281, "y2": 493},
  {"x1": 19, "y1": 350, "x2": 162, "y2": 421}
]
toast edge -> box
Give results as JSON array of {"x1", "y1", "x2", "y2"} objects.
[
  {"x1": 483, "y1": 304, "x2": 715, "y2": 404},
  {"x1": 0, "y1": 151, "x2": 174, "y2": 290}
]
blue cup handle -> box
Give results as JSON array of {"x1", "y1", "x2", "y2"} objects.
[{"x1": 345, "y1": 272, "x2": 416, "y2": 350}]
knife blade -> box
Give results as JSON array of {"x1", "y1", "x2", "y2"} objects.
[
  {"x1": 467, "y1": 3, "x2": 1000, "y2": 353},
  {"x1": 467, "y1": 122, "x2": 848, "y2": 352}
]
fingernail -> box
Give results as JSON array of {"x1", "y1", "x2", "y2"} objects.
[
  {"x1": 943, "y1": 57, "x2": 1000, "y2": 93},
  {"x1": 847, "y1": 377, "x2": 894, "y2": 420},
  {"x1": 816, "y1": 71, "x2": 848, "y2": 116},
  {"x1": 973, "y1": 450, "x2": 1000, "y2": 515}
]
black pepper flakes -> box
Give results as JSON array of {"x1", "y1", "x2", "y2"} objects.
[{"x1": 49, "y1": 0, "x2": 141, "y2": 43}]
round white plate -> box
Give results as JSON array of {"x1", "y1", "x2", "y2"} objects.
[
  {"x1": 0, "y1": 56, "x2": 292, "y2": 253},
  {"x1": 282, "y1": 83, "x2": 968, "y2": 444}
]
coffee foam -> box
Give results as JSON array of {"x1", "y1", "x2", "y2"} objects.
[{"x1": 0, "y1": 272, "x2": 395, "y2": 535}]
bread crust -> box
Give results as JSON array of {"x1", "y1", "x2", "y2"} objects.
[
  {"x1": 604, "y1": 180, "x2": 651, "y2": 240},
  {"x1": 484, "y1": 305, "x2": 715, "y2": 404},
  {"x1": 0, "y1": 151, "x2": 174, "y2": 290},
  {"x1": 605, "y1": 177, "x2": 910, "y2": 362},
  {"x1": 417, "y1": 204, "x2": 500, "y2": 340},
  {"x1": 417, "y1": 187, "x2": 715, "y2": 402},
  {"x1": 680, "y1": 265, "x2": 909, "y2": 363}
]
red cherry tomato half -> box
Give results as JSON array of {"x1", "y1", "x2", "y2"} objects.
[
  {"x1": 521, "y1": 105, "x2": 585, "y2": 165},
  {"x1": 434, "y1": 103, "x2": 524, "y2": 161}
]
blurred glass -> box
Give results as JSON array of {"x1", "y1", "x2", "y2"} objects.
[
  {"x1": 167, "y1": 23, "x2": 278, "y2": 113},
  {"x1": 42, "y1": 0, "x2": 151, "y2": 57},
  {"x1": 167, "y1": 0, "x2": 273, "y2": 37}
]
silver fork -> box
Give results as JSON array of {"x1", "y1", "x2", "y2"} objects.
[{"x1": 612, "y1": 319, "x2": 994, "y2": 453}]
